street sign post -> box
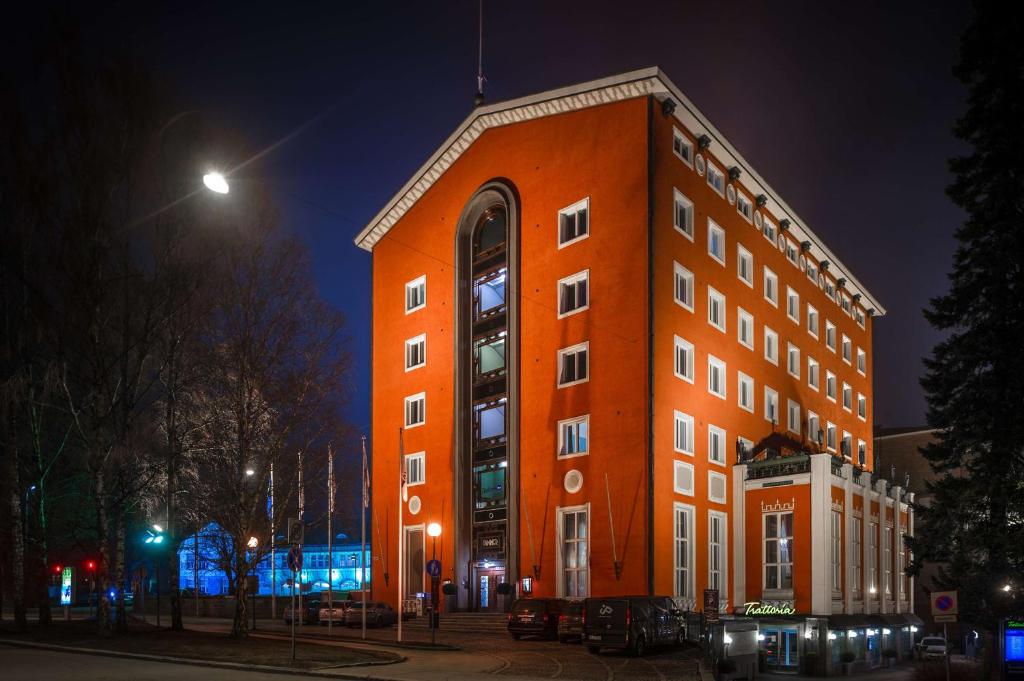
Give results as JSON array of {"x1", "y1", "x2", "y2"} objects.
[
  {"x1": 931, "y1": 590, "x2": 958, "y2": 681},
  {"x1": 288, "y1": 544, "x2": 303, "y2": 660}
]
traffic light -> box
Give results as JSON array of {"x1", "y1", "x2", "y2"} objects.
[
  {"x1": 53, "y1": 564, "x2": 62, "y2": 574},
  {"x1": 86, "y1": 560, "x2": 96, "y2": 571}
]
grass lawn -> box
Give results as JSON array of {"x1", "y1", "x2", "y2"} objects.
[{"x1": 0, "y1": 619, "x2": 399, "y2": 670}]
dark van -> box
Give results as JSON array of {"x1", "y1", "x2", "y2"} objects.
[
  {"x1": 508, "y1": 598, "x2": 567, "y2": 639},
  {"x1": 583, "y1": 596, "x2": 684, "y2": 656}
]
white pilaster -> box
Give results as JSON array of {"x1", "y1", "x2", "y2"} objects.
[
  {"x1": 842, "y1": 463, "x2": 854, "y2": 614},
  {"x1": 810, "y1": 454, "x2": 831, "y2": 615},
  {"x1": 733, "y1": 464, "x2": 747, "y2": 608}
]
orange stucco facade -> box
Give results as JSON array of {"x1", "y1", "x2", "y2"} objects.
[{"x1": 359, "y1": 70, "x2": 910, "y2": 640}]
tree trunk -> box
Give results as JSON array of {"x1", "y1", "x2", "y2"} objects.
[
  {"x1": 7, "y1": 443, "x2": 26, "y2": 632},
  {"x1": 94, "y1": 468, "x2": 112, "y2": 636},
  {"x1": 35, "y1": 478, "x2": 51, "y2": 626},
  {"x1": 168, "y1": 448, "x2": 183, "y2": 631},
  {"x1": 230, "y1": 563, "x2": 248, "y2": 639},
  {"x1": 115, "y1": 512, "x2": 127, "y2": 632}
]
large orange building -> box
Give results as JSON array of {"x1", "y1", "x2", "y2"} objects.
[{"x1": 355, "y1": 68, "x2": 918, "y2": 673}]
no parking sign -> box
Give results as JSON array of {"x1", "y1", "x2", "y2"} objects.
[{"x1": 931, "y1": 590, "x2": 958, "y2": 622}]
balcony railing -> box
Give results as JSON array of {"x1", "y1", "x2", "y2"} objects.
[{"x1": 746, "y1": 453, "x2": 811, "y2": 480}]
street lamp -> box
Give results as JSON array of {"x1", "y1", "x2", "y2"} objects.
[
  {"x1": 1003, "y1": 584, "x2": 1012, "y2": 593},
  {"x1": 427, "y1": 522, "x2": 442, "y2": 645},
  {"x1": 203, "y1": 171, "x2": 230, "y2": 194},
  {"x1": 144, "y1": 525, "x2": 166, "y2": 626}
]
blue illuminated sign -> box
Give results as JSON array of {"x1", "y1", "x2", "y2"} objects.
[{"x1": 1006, "y1": 630, "x2": 1024, "y2": 662}]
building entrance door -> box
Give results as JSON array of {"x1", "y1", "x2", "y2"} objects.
[
  {"x1": 762, "y1": 625, "x2": 800, "y2": 673},
  {"x1": 474, "y1": 566, "x2": 505, "y2": 612}
]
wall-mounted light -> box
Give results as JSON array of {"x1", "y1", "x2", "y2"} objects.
[
  {"x1": 779, "y1": 219, "x2": 791, "y2": 232},
  {"x1": 828, "y1": 632, "x2": 837, "y2": 640},
  {"x1": 661, "y1": 98, "x2": 677, "y2": 117},
  {"x1": 697, "y1": 134, "x2": 711, "y2": 150},
  {"x1": 883, "y1": 628, "x2": 891, "y2": 635},
  {"x1": 852, "y1": 294, "x2": 862, "y2": 304},
  {"x1": 801, "y1": 241, "x2": 812, "y2": 253},
  {"x1": 820, "y1": 260, "x2": 831, "y2": 271},
  {"x1": 837, "y1": 278, "x2": 847, "y2": 289},
  {"x1": 756, "y1": 194, "x2": 768, "y2": 208},
  {"x1": 867, "y1": 308, "x2": 876, "y2": 316},
  {"x1": 728, "y1": 166, "x2": 741, "y2": 182}
]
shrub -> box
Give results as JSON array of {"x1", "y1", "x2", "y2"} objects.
[
  {"x1": 840, "y1": 651, "x2": 856, "y2": 664},
  {"x1": 441, "y1": 583, "x2": 457, "y2": 595}
]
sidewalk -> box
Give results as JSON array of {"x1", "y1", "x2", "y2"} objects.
[{"x1": 758, "y1": 663, "x2": 914, "y2": 680}]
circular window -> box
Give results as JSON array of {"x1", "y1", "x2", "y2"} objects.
[
  {"x1": 726, "y1": 185, "x2": 736, "y2": 205},
  {"x1": 695, "y1": 154, "x2": 706, "y2": 176},
  {"x1": 408, "y1": 495, "x2": 421, "y2": 515},
  {"x1": 754, "y1": 212, "x2": 763, "y2": 229},
  {"x1": 800, "y1": 255, "x2": 807, "y2": 270},
  {"x1": 778, "y1": 235, "x2": 787, "y2": 252},
  {"x1": 564, "y1": 469, "x2": 583, "y2": 494},
  {"x1": 818, "y1": 273, "x2": 826, "y2": 288}
]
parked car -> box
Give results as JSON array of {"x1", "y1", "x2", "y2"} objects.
[
  {"x1": 507, "y1": 598, "x2": 567, "y2": 640},
  {"x1": 343, "y1": 601, "x2": 397, "y2": 627},
  {"x1": 916, "y1": 636, "x2": 948, "y2": 660},
  {"x1": 283, "y1": 598, "x2": 321, "y2": 624},
  {"x1": 319, "y1": 601, "x2": 355, "y2": 625},
  {"x1": 582, "y1": 595, "x2": 685, "y2": 656},
  {"x1": 558, "y1": 601, "x2": 584, "y2": 643}
]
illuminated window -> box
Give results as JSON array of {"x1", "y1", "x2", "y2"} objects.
[
  {"x1": 764, "y1": 512, "x2": 794, "y2": 591},
  {"x1": 674, "y1": 189, "x2": 694, "y2": 240},
  {"x1": 858, "y1": 394, "x2": 867, "y2": 421},
  {"x1": 832, "y1": 511, "x2": 842, "y2": 592},
  {"x1": 857, "y1": 347, "x2": 867, "y2": 375},
  {"x1": 405, "y1": 334, "x2": 426, "y2": 371}
]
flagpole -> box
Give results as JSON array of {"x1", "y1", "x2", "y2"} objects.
[
  {"x1": 398, "y1": 427, "x2": 405, "y2": 643},
  {"x1": 361, "y1": 435, "x2": 369, "y2": 640},
  {"x1": 298, "y1": 450, "x2": 304, "y2": 627},
  {"x1": 270, "y1": 463, "x2": 276, "y2": 619},
  {"x1": 327, "y1": 445, "x2": 334, "y2": 638}
]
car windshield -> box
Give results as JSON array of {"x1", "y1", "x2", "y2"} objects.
[
  {"x1": 512, "y1": 599, "x2": 545, "y2": 613},
  {"x1": 922, "y1": 638, "x2": 945, "y2": 645}
]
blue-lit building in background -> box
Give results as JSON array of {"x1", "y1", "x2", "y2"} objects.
[{"x1": 178, "y1": 523, "x2": 370, "y2": 596}]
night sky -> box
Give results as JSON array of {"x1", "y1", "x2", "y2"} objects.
[{"x1": 7, "y1": 0, "x2": 972, "y2": 437}]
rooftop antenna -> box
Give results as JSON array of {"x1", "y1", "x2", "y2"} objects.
[{"x1": 474, "y1": 0, "x2": 485, "y2": 106}]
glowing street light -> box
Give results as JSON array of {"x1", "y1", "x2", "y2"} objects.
[
  {"x1": 247, "y1": 536, "x2": 259, "y2": 549},
  {"x1": 245, "y1": 468, "x2": 256, "y2": 477},
  {"x1": 1003, "y1": 584, "x2": 1013, "y2": 593},
  {"x1": 203, "y1": 171, "x2": 230, "y2": 194},
  {"x1": 427, "y1": 522, "x2": 442, "y2": 538}
]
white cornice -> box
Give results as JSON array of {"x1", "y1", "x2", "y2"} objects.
[{"x1": 353, "y1": 66, "x2": 886, "y2": 316}]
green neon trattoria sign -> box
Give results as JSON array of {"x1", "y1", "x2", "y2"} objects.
[{"x1": 741, "y1": 601, "x2": 797, "y2": 616}]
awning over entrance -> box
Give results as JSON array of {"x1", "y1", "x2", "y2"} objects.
[
  {"x1": 878, "y1": 613, "x2": 924, "y2": 626},
  {"x1": 827, "y1": 614, "x2": 873, "y2": 628}
]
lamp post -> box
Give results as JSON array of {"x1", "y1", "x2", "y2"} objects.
[
  {"x1": 144, "y1": 524, "x2": 166, "y2": 626},
  {"x1": 427, "y1": 522, "x2": 442, "y2": 646}
]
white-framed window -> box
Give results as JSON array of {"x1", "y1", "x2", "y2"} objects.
[
  {"x1": 673, "y1": 189, "x2": 694, "y2": 240},
  {"x1": 673, "y1": 503, "x2": 695, "y2": 599},
  {"x1": 785, "y1": 240, "x2": 799, "y2": 268},
  {"x1": 708, "y1": 471, "x2": 728, "y2": 504},
  {"x1": 786, "y1": 287, "x2": 800, "y2": 323},
  {"x1": 841, "y1": 293, "x2": 852, "y2": 316},
  {"x1": 852, "y1": 516, "x2": 862, "y2": 596},
  {"x1": 831, "y1": 510, "x2": 842, "y2": 592},
  {"x1": 825, "y1": 278, "x2": 836, "y2": 299},
  {"x1": 557, "y1": 505, "x2": 589, "y2": 598},
  {"x1": 855, "y1": 306, "x2": 866, "y2": 329},
  {"x1": 558, "y1": 198, "x2": 589, "y2": 247},
  {"x1": 405, "y1": 275, "x2": 426, "y2": 313},
  {"x1": 736, "y1": 192, "x2": 753, "y2": 223},
  {"x1": 557, "y1": 342, "x2": 589, "y2": 387},
  {"x1": 405, "y1": 451, "x2": 425, "y2": 486},
  {"x1": 826, "y1": 421, "x2": 837, "y2": 451},
  {"x1": 673, "y1": 335, "x2": 694, "y2": 383},
  {"x1": 738, "y1": 371, "x2": 754, "y2": 413},
  {"x1": 857, "y1": 348, "x2": 867, "y2": 375},
  {"x1": 857, "y1": 439, "x2": 867, "y2": 466},
  {"x1": 826, "y1": 370, "x2": 837, "y2": 401},
  {"x1": 842, "y1": 431, "x2": 853, "y2": 458},
  {"x1": 404, "y1": 392, "x2": 425, "y2": 428},
  {"x1": 707, "y1": 219, "x2": 726, "y2": 265},
  {"x1": 405, "y1": 334, "x2": 426, "y2": 371},
  {"x1": 672, "y1": 128, "x2": 694, "y2": 167},
  {"x1": 787, "y1": 342, "x2": 801, "y2": 379},
  {"x1": 708, "y1": 424, "x2": 726, "y2": 465},
  {"x1": 841, "y1": 334, "x2": 852, "y2": 364},
  {"x1": 842, "y1": 382, "x2": 853, "y2": 411},
  {"x1": 807, "y1": 304, "x2": 819, "y2": 339},
  {"x1": 673, "y1": 460, "x2": 694, "y2": 496},
  {"x1": 674, "y1": 411, "x2": 694, "y2": 455},
  {"x1": 806, "y1": 259, "x2": 818, "y2": 283},
  {"x1": 857, "y1": 393, "x2": 867, "y2": 421},
  {"x1": 825, "y1": 320, "x2": 836, "y2": 352},
  {"x1": 807, "y1": 356, "x2": 820, "y2": 391},
  {"x1": 884, "y1": 525, "x2": 893, "y2": 595},
  {"x1": 707, "y1": 355, "x2": 726, "y2": 399},
  {"x1": 707, "y1": 286, "x2": 726, "y2": 332},
  {"x1": 787, "y1": 399, "x2": 801, "y2": 436},
  {"x1": 557, "y1": 269, "x2": 590, "y2": 318},
  {"x1": 807, "y1": 411, "x2": 820, "y2": 445},
  {"x1": 738, "y1": 308, "x2": 754, "y2": 349},
  {"x1": 764, "y1": 326, "x2": 779, "y2": 365},
  {"x1": 762, "y1": 215, "x2": 777, "y2": 243},
  {"x1": 708, "y1": 512, "x2": 728, "y2": 596},
  {"x1": 868, "y1": 521, "x2": 878, "y2": 594},
  {"x1": 673, "y1": 261, "x2": 694, "y2": 311},
  {"x1": 737, "y1": 244, "x2": 753, "y2": 287},
  {"x1": 706, "y1": 160, "x2": 725, "y2": 196},
  {"x1": 764, "y1": 385, "x2": 779, "y2": 424},
  {"x1": 763, "y1": 267, "x2": 778, "y2": 306},
  {"x1": 558, "y1": 415, "x2": 589, "y2": 459},
  {"x1": 764, "y1": 512, "x2": 794, "y2": 591}
]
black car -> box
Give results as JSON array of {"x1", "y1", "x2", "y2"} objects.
[
  {"x1": 508, "y1": 598, "x2": 568, "y2": 640},
  {"x1": 283, "y1": 598, "x2": 321, "y2": 624},
  {"x1": 558, "y1": 601, "x2": 584, "y2": 643},
  {"x1": 583, "y1": 596, "x2": 685, "y2": 656}
]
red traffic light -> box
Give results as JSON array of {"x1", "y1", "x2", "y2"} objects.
[
  {"x1": 54, "y1": 565, "x2": 62, "y2": 574},
  {"x1": 86, "y1": 560, "x2": 96, "y2": 570}
]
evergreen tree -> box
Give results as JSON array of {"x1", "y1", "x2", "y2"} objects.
[{"x1": 911, "y1": 0, "x2": 1024, "y2": 665}]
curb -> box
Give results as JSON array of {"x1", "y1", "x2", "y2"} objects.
[
  {"x1": 251, "y1": 630, "x2": 460, "y2": 652},
  {"x1": 0, "y1": 638, "x2": 405, "y2": 679}
]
